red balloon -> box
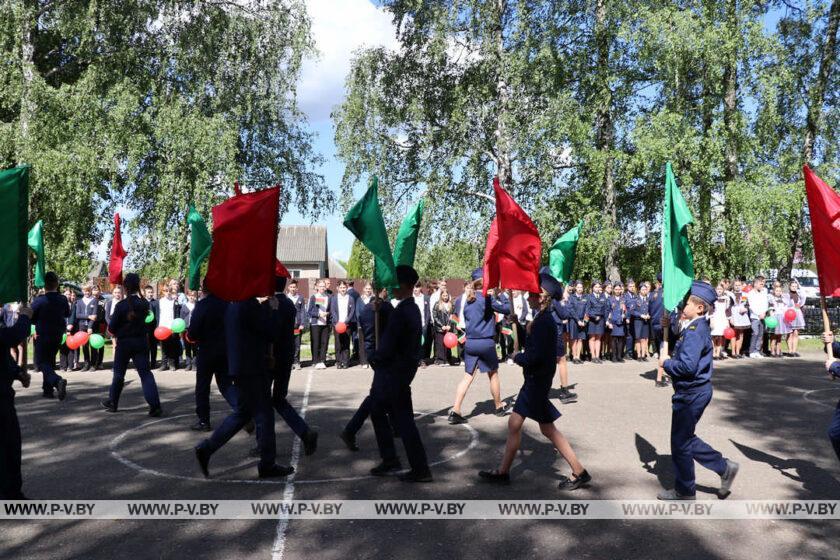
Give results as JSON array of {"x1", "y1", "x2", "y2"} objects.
[
  {"x1": 723, "y1": 327, "x2": 736, "y2": 340},
  {"x1": 335, "y1": 322, "x2": 347, "y2": 334},
  {"x1": 66, "y1": 335, "x2": 82, "y2": 351},
  {"x1": 784, "y1": 309, "x2": 797, "y2": 323},
  {"x1": 443, "y1": 332, "x2": 458, "y2": 349},
  {"x1": 74, "y1": 331, "x2": 90, "y2": 347},
  {"x1": 154, "y1": 326, "x2": 173, "y2": 341}
]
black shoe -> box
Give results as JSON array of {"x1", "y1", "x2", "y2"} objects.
[
  {"x1": 448, "y1": 411, "x2": 467, "y2": 425},
  {"x1": 655, "y1": 380, "x2": 669, "y2": 388},
  {"x1": 172, "y1": 359, "x2": 180, "y2": 370},
  {"x1": 244, "y1": 420, "x2": 255, "y2": 434},
  {"x1": 42, "y1": 391, "x2": 56, "y2": 399},
  {"x1": 340, "y1": 430, "x2": 359, "y2": 451},
  {"x1": 101, "y1": 399, "x2": 117, "y2": 413},
  {"x1": 478, "y1": 470, "x2": 511, "y2": 485},
  {"x1": 398, "y1": 469, "x2": 433, "y2": 483},
  {"x1": 559, "y1": 387, "x2": 577, "y2": 403},
  {"x1": 593, "y1": 358, "x2": 602, "y2": 364},
  {"x1": 150, "y1": 361, "x2": 159, "y2": 370},
  {"x1": 370, "y1": 459, "x2": 402, "y2": 476},
  {"x1": 81, "y1": 363, "x2": 90, "y2": 372},
  {"x1": 195, "y1": 446, "x2": 211, "y2": 478},
  {"x1": 618, "y1": 358, "x2": 625, "y2": 363},
  {"x1": 191, "y1": 420, "x2": 212, "y2": 432},
  {"x1": 71, "y1": 365, "x2": 82, "y2": 372},
  {"x1": 303, "y1": 430, "x2": 318, "y2": 456},
  {"x1": 56, "y1": 379, "x2": 67, "y2": 401},
  {"x1": 160, "y1": 361, "x2": 170, "y2": 372},
  {"x1": 494, "y1": 403, "x2": 511, "y2": 417},
  {"x1": 148, "y1": 406, "x2": 163, "y2": 417},
  {"x1": 258, "y1": 464, "x2": 295, "y2": 478},
  {"x1": 558, "y1": 469, "x2": 591, "y2": 490}
]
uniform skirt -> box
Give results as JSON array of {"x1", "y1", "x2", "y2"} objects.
[
  {"x1": 555, "y1": 331, "x2": 566, "y2": 359},
  {"x1": 513, "y1": 377, "x2": 561, "y2": 424},
  {"x1": 730, "y1": 304, "x2": 751, "y2": 329},
  {"x1": 633, "y1": 318, "x2": 650, "y2": 339},
  {"x1": 464, "y1": 337, "x2": 499, "y2": 374},
  {"x1": 568, "y1": 320, "x2": 587, "y2": 340},
  {"x1": 587, "y1": 317, "x2": 605, "y2": 336}
]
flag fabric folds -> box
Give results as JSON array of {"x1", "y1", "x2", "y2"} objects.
[
  {"x1": 187, "y1": 205, "x2": 213, "y2": 291},
  {"x1": 109, "y1": 213, "x2": 128, "y2": 285},
  {"x1": 482, "y1": 177, "x2": 541, "y2": 296},
  {"x1": 549, "y1": 220, "x2": 583, "y2": 284},
  {"x1": 205, "y1": 186, "x2": 280, "y2": 301},
  {"x1": 392, "y1": 198, "x2": 425, "y2": 267},
  {"x1": 661, "y1": 162, "x2": 695, "y2": 311},
  {"x1": 27, "y1": 220, "x2": 45, "y2": 289},
  {"x1": 0, "y1": 166, "x2": 29, "y2": 303},
  {"x1": 343, "y1": 176, "x2": 398, "y2": 289},
  {"x1": 804, "y1": 165, "x2": 840, "y2": 297}
]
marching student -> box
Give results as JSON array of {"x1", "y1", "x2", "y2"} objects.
[
  {"x1": 448, "y1": 269, "x2": 512, "y2": 425},
  {"x1": 432, "y1": 289, "x2": 454, "y2": 366},
  {"x1": 31, "y1": 272, "x2": 70, "y2": 400},
  {"x1": 286, "y1": 279, "x2": 307, "y2": 369},
  {"x1": 746, "y1": 276, "x2": 769, "y2": 358},
  {"x1": 710, "y1": 283, "x2": 731, "y2": 360},
  {"x1": 783, "y1": 280, "x2": 805, "y2": 357},
  {"x1": 101, "y1": 273, "x2": 162, "y2": 416},
  {"x1": 1, "y1": 302, "x2": 32, "y2": 499},
  {"x1": 649, "y1": 275, "x2": 664, "y2": 359},
  {"x1": 624, "y1": 279, "x2": 638, "y2": 358},
  {"x1": 584, "y1": 280, "x2": 607, "y2": 364},
  {"x1": 329, "y1": 280, "x2": 356, "y2": 369},
  {"x1": 607, "y1": 282, "x2": 627, "y2": 363},
  {"x1": 59, "y1": 288, "x2": 77, "y2": 371},
  {"x1": 603, "y1": 282, "x2": 614, "y2": 360},
  {"x1": 567, "y1": 281, "x2": 587, "y2": 364},
  {"x1": 768, "y1": 285, "x2": 786, "y2": 358},
  {"x1": 657, "y1": 281, "x2": 739, "y2": 500},
  {"x1": 157, "y1": 279, "x2": 183, "y2": 371},
  {"x1": 143, "y1": 285, "x2": 159, "y2": 368},
  {"x1": 729, "y1": 279, "x2": 750, "y2": 358},
  {"x1": 90, "y1": 285, "x2": 106, "y2": 370},
  {"x1": 478, "y1": 270, "x2": 590, "y2": 489},
  {"x1": 631, "y1": 282, "x2": 652, "y2": 361},
  {"x1": 74, "y1": 284, "x2": 98, "y2": 371},
  {"x1": 412, "y1": 282, "x2": 432, "y2": 367},
  {"x1": 180, "y1": 290, "x2": 197, "y2": 370},
  {"x1": 821, "y1": 331, "x2": 840, "y2": 462},
  {"x1": 308, "y1": 279, "x2": 332, "y2": 369}
]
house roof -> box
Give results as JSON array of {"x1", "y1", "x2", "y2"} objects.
[
  {"x1": 328, "y1": 258, "x2": 347, "y2": 279},
  {"x1": 277, "y1": 225, "x2": 327, "y2": 263}
]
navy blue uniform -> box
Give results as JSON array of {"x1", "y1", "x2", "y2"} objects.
[
  {"x1": 567, "y1": 293, "x2": 587, "y2": 340},
  {"x1": 649, "y1": 287, "x2": 665, "y2": 352},
  {"x1": 32, "y1": 292, "x2": 69, "y2": 394},
  {"x1": 329, "y1": 293, "x2": 357, "y2": 368},
  {"x1": 631, "y1": 295, "x2": 651, "y2": 339},
  {"x1": 369, "y1": 298, "x2": 429, "y2": 473},
  {"x1": 75, "y1": 297, "x2": 99, "y2": 367},
  {"x1": 551, "y1": 300, "x2": 572, "y2": 358},
  {"x1": 1, "y1": 313, "x2": 30, "y2": 498},
  {"x1": 663, "y1": 317, "x2": 727, "y2": 496},
  {"x1": 584, "y1": 293, "x2": 608, "y2": 336},
  {"x1": 289, "y1": 293, "x2": 307, "y2": 366},
  {"x1": 270, "y1": 292, "x2": 310, "y2": 438},
  {"x1": 187, "y1": 294, "x2": 238, "y2": 425},
  {"x1": 107, "y1": 296, "x2": 161, "y2": 410},
  {"x1": 463, "y1": 294, "x2": 510, "y2": 374},
  {"x1": 623, "y1": 291, "x2": 637, "y2": 355},
  {"x1": 827, "y1": 343, "x2": 840, "y2": 462},
  {"x1": 59, "y1": 297, "x2": 77, "y2": 370},
  {"x1": 513, "y1": 309, "x2": 560, "y2": 423}
]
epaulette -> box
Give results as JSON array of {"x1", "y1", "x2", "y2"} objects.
[{"x1": 688, "y1": 325, "x2": 697, "y2": 330}]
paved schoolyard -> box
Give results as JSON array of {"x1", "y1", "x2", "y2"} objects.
[{"x1": 2, "y1": 352, "x2": 840, "y2": 560}]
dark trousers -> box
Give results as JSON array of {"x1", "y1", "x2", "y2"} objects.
[
  {"x1": 671, "y1": 389, "x2": 727, "y2": 496},
  {"x1": 350, "y1": 323, "x2": 360, "y2": 360},
  {"x1": 293, "y1": 333, "x2": 302, "y2": 365},
  {"x1": 433, "y1": 331, "x2": 452, "y2": 363},
  {"x1": 334, "y1": 328, "x2": 351, "y2": 367},
  {"x1": 829, "y1": 399, "x2": 840, "y2": 463},
  {"x1": 109, "y1": 336, "x2": 161, "y2": 409},
  {"x1": 59, "y1": 341, "x2": 77, "y2": 370},
  {"x1": 146, "y1": 331, "x2": 158, "y2": 366},
  {"x1": 0, "y1": 396, "x2": 23, "y2": 498},
  {"x1": 202, "y1": 375, "x2": 276, "y2": 469},
  {"x1": 611, "y1": 336, "x2": 625, "y2": 361},
  {"x1": 195, "y1": 352, "x2": 238, "y2": 424},
  {"x1": 652, "y1": 326, "x2": 664, "y2": 355},
  {"x1": 35, "y1": 336, "x2": 62, "y2": 393},
  {"x1": 498, "y1": 327, "x2": 514, "y2": 360},
  {"x1": 371, "y1": 383, "x2": 429, "y2": 473},
  {"x1": 184, "y1": 340, "x2": 196, "y2": 360},
  {"x1": 421, "y1": 324, "x2": 433, "y2": 361},
  {"x1": 749, "y1": 319, "x2": 765, "y2": 354},
  {"x1": 358, "y1": 331, "x2": 368, "y2": 366},
  {"x1": 162, "y1": 334, "x2": 182, "y2": 362},
  {"x1": 271, "y1": 365, "x2": 308, "y2": 438},
  {"x1": 345, "y1": 395, "x2": 373, "y2": 436},
  {"x1": 310, "y1": 325, "x2": 329, "y2": 364},
  {"x1": 514, "y1": 322, "x2": 527, "y2": 352}
]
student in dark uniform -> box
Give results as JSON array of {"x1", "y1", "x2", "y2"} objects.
[
  {"x1": 448, "y1": 269, "x2": 512, "y2": 425},
  {"x1": 329, "y1": 280, "x2": 356, "y2": 369},
  {"x1": 347, "y1": 280, "x2": 361, "y2": 363},
  {"x1": 195, "y1": 295, "x2": 293, "y2": 479},
  {"x1": 59, "y1": 287, "x2": 77, "y2": 371},
  {"x1": 452, "y1": 281, "x2": 471, "y2": 366},
  {"x1": 1, "y1": 304, "x2": 32, "y2": 499},
  {"x1": 286, "y1": 280, "x2": 306, "y2": 369},
  {"x1": 495, "y1": 290, "x2": 515, "y2": 364},
  {"x1": 607, "y1": 282, "x2": 626, "y2": 362},
  {"x1": 307, "y1": 279, "x2": 331, "y2": 369},
  {"x1": 567, "y1": 281, "x2": 587, "y2": 364},
  {"x1": 624, "y1": 279, "x2": 638, "y2": 358},
  {"x1": 548, "y1": 271, "x2": 576, "y2": 403},
  {"x1": 340, "y1": 287, "x2": 395, "y2": 451},
  {"x1": 157, "y1": 279, "x2": 183, "y2": 371},
  {"x1": 101, "y1": 274, "x2": 162, "y2": 416},
  {"x1": 186, "y1": 281, "x2": 238, "y2": 431},
  {"x1": 657, "y1": 281, "x2": 739, "y2": 500},
  {"x1": 631, "y1": 281, "x2": 652, "y2": 361},
  {"x1": 90, "y1": 285, "x2": 106, "y2": 370},
  {"x1": 412, "y1": 282, "x2": 432, "y2": 367},
  {"x1": 31, "y1": 272, "x2": 70, "y2": 400},
  {"x1": 74, "y1": 284, "x2": 98, "y2": 371},
  {"x1": 584, "y1": 280, "x2": 607, "y2": 364},
  {"x1": 368, "y1": 265, "x2": 432, "y2": 482},
  {"x1": 821, "y1": 332, "x2": 840, "y2": 462},
  {"x1": 432, "y1": 289, "x2": 455, "y2": 366},
  {"x1": 143, "y1": 285, "x2": 159, "y2": 368},
  {"x1": 479, "y1": 270, "x2": 591, "y2": 489},
  {"x1": 649, "y1": 274, "x2": 665, "y2": 358},
  {"x1": 267, "y1": 267, "x2": 318, "y2": 455}
]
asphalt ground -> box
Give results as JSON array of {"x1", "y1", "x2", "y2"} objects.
[{"x1": 2, "y1": 351, "x2": 840, "y2": 560}]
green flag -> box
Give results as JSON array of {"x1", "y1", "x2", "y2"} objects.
[
  {"x1": 661, "y1": 162, "x2": 694, "y2": 311},
  {"x1": 187, "y1": 205, "x2": 213, "y2": 291},
  {"x1": 549, "y1": 220, "x2": 583, "y2": 283},
  {"x1": 27, "y1": 220, "x2": 45, "y2": 288},
  {"x1": 343, "y1": 176, "x2": 398, "y2": 289},
  {"x1": 0, "y1": 166, "x2": 29, "y2": 303},
  {"x1": 392, "y1": 199, "x2": 425, "y2": 267}
]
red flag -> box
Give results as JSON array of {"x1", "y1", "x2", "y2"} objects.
[
  {"x1": 109, "y1": 213, "x2": 127, "y2": 284},
  {"x1": 804, "y1": 165, "x2": 840, "y2": 297},
  {"x1": 482, "y1": 178, "x2": 541, "y2": 295},
  {"x1": 275, "y1": 258, "x2": 290, "y2": 279},
  {"x1": 205, "y1": 186, "x2": 280, "y2": 300}
]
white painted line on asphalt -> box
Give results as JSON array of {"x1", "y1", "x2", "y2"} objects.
[
  {"x1": 271, "y1": 369, "x2": 314, "y2": 560},
  {"x1": 802, "y1": 386, "x2": 840, "y2": 409}
]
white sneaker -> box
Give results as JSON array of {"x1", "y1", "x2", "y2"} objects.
[
  {"x1": 506, "y1": 359, "x2": 514, "y2": 365},
  {"x1": 749, "y1": 352, "x2": 762, "y2": 359},
  {"x1": 315, "y1": 362, "x2": 326, "y2": 370}
]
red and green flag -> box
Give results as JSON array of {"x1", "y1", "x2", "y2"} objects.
[
  {"x1": 0, "y1": 166, "x2": 29, "y2": 303},
  {"x1": 661, "y1": 162, "x2": 695, "y2": 311}
]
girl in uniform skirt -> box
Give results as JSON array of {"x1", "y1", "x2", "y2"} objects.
[
  {"x1": 584, "y1": 280, "x2": 607, "y2": 364},
  {"x1": 729, "y1": 279, "x2": 751, "y2": 358},
  {"x1": 478, "y1": 270, "x2": 590, "y2": 489},
  {"x1": 307, "y1": 279, "x2": 332, "y2": 369},
  {"x1": 783, "y1": 280, "x2": 806, "y2": 357},
  {"x1": 631, "y1": 282, "x2": 651, "y2": 361},
  {"x1": 603, "y1": 282, "x2": 614, "y2": 360},
  {"x1": 568, "y1": 281, "x2": 587, "y2": 364},
  {"x1": 607, "y1": 282, "x2": 626, "y2": 363}
]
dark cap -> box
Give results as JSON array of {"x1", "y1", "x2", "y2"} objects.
[
  {"x1": 690, "y1": 281, "x2": 716, "y2": 307},
  {"x1": 471, "y1": 268, "x2": 483, "y2": 281},
  {"x1": 397, "y1": 265, "x2": 419, "y2": 286}
]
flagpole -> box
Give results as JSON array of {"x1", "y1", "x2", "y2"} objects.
[{"x1": 821, "y1": 295, "x2": 832, "y2": 360}]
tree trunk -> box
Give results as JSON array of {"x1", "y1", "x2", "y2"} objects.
[
  {"x1": 781, "y1": 0, "x2": 839, "y2": 280},
  {"x1": 722, "y1": 0, "x2": 739, "y2": 277},
  {"x1": 19, "y1": 0, "x2": 36, "y2": 166},
  {"x1": 493, "y1": 0, "x2": 512, "y2": 188}
]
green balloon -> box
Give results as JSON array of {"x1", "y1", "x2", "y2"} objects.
[
  {"x1": 89, "y1": 333, "x2": 106, "y2": 349},
  {"x1": 171, "y1": 318, "x2": 186, "y2": 334},
  {"x1": 764, "y1": 316, "x2": 778, "y2": 329},
  {"x1": 61, "y1": 333, "x2": 67, "y2": 345},
  {"x1": 145, "y1": 311, "x2": 155, "y2": 324},
  {"x1": 30, "y1": 324, "x2": 36, "y2": 336}
]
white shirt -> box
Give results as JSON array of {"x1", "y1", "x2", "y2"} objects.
[
  {"x1": 429, "y1": 289, "x2": 442, "y2": 311},
  {"x1": 337, "y1": 293, "x2": 350, "y2": 323},
  {"x1": 159, "y1": 297, "x2": 176, "y2": 328},
  {"x1": 414, "y1": 294, "x2": 426, "y2": 327},
  {"x1": 746, "y1": 288, "x2": 769, "y2": 320}
]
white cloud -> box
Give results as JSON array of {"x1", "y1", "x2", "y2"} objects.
[{"x1": 299, "y1": 0, "x2": 399, "y2": 121}]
